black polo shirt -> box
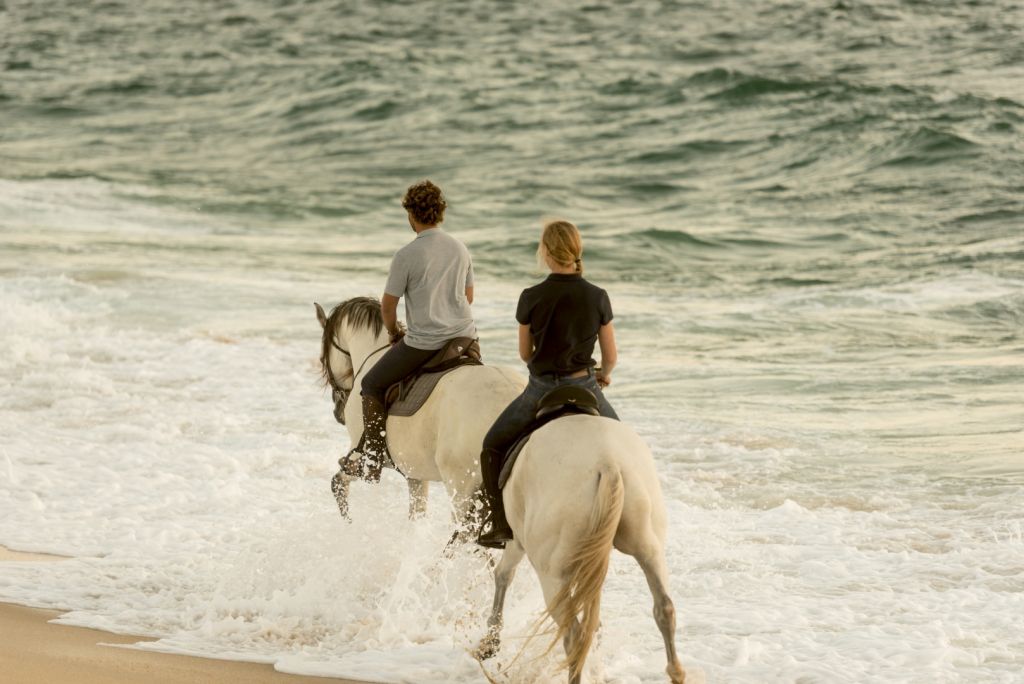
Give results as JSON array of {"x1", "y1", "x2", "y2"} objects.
[{"x1": 516, "y1": 273, "x2": 613, "y2": 377}]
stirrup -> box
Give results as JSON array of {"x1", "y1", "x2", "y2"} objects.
[
  {"x1": 340, "y1": 447, "x2": 384, "y2": 484},
  {"x1": 476, "y1": 515, "x2": 512, "y2": 549},
  {"x1": 477, "y1": 530, "x2": 511, "y2": 550}
]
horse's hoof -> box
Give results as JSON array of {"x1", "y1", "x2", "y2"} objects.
[
  {"x1": 340, "y1": 453, "x2": 383, "y2": 483},
  {"x1": 667, "y1": 662, "x2": 686, "y2": 684},
  {"x1": 474, "y1": 637, "x2": 499, "y2": 660},
  {"x1": 330, "y1": 471, "x2": 353, "y2": 519}
]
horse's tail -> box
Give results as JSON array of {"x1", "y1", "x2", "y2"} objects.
[{"x1": 545, "y1": 467, "x2": 624, "y2": 680}]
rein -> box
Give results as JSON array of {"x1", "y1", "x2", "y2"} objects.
[
  {"x1": 333, "y1": 340, "x2": 390, "y2": 381},
  {"x1": 326, "y1": 340, "x2": 390, "y2": 420}
]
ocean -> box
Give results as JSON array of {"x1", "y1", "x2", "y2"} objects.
[{"x1": 1, "y1": 0, "x2": 1022, "y2": 682}]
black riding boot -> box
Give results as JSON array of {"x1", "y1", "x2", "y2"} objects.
[
  {"x1": 340, "y1": 395, "x2": 388, "y2": 483},
  {"x1": 477, "y1": 447, "x2": 513, "y2": 549}
]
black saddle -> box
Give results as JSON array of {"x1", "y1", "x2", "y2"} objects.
[
  {"x1": 497, "y1": 385, "x2": 600, "y2": 489},
  {"x1": 534, "y1": 385, "x2": 600, "y2": 419},
  {"x1": 384, "y1": 337, "x2": 482, "y2": 411}
]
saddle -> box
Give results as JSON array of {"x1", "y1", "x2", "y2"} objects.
[
  {"x1": 384, "y1": 337, "x2": 482, "y2": 417},
  {"x1": 497, "y1": 385, "x2": 600, "y2": 489}
]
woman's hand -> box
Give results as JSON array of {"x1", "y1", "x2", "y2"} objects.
[{"x1": 596, "y1": 322, "x2": 617, "y2": 387}]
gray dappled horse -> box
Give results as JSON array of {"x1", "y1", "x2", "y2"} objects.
[{"x1": 316, "y1": 297, "x2": 524, "y2": 534}]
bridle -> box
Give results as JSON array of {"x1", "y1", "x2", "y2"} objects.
[
  {"x1": 325, "y1": 338, "x2": 353, "y2": 416},
  {"x1": 324, "y1": 336, "x2": 389, "y2": 422}
]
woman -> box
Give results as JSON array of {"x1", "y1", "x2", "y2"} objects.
[{"x1": 478, "y1": 219, "x2": 619, "y2": 548}]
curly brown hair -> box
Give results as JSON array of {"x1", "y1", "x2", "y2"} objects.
[{"x1": 401, "y1": 180, "x2": 447, "y2": 226}]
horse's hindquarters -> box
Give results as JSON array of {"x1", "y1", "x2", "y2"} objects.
[
  {"x1": 506, "y1": 416, "x2": 661, "y2": 532},
  {"x1": 497, "y1": 414, "x2": 681, "y2": 682}
]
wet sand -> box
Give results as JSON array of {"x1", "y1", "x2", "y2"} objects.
[{"x1": 0, "y1": 545, "x2": 374, "y2": 684}]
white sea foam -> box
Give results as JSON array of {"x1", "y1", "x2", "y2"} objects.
[
  {"x1": 1, "y1": 183, "x2": 1023, "y2": 682},
  {"x1": 0, "y1": 177, "x2": 217, "y2": 236}
]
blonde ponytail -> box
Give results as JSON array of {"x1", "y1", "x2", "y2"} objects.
[{"x1": 538, "y1": 219, "x2": 584, "y2": 274}]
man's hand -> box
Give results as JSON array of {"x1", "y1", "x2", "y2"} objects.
[
  {"x1": 388, "y1": 321, "x2": 406, "y2": 346},
  {"x1": 596, "y1": 370, "x2": 611, "y2": 388},
  {"x1": 381, "y1": 293, "x2": 403, "y2": 345}
]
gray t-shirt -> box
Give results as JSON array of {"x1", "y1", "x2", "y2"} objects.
[{"x1": 384, "y1": 227, "x2": 477, "y2": 350}]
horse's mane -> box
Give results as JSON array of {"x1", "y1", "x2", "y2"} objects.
[{"x1": 318, "y1": 296, "x2": 384, "y2": 386}]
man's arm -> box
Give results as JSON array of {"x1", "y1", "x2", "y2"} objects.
[
  {"x1": 465, "y1": 286, "x2": 474, "y2": 305},
  {"x1": 381, "y1": 293, "x2": 401, "y2": 341},
  {"x1": 518, "y1": 324, "x2": 533, "y2": 363},
  {"x1": 596, "y1": 322, "x2": 617, "y2": 387}
]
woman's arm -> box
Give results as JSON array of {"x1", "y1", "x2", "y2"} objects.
[
  {"x1": 596, "y1": 322, "x2": 617, "y2": 387},
  {"x1": 518, "y1": 324, "x2": 534, "y2": 363}
]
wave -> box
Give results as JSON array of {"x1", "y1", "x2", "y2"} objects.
[
  {"x1": 785, "y1": 273, "x2": 1024, "y2": 317},
  {"x1": 353, "y1": 99, "x2": 401, "y2": 121},
  {"x1": 759, "y1": 277, "x2": 838, "y2": 287},
  {"x1": 83, "y1": 78, "x2": 158, "y2": 96},
  {"x1": 24, "y1": 103, "x2": 92, "y2": 117},
  {"x1": 940, "y1": 295, "x2": 1024, "y2": 328},
  {"x1": 618, "y1": 229, "x2": 797, "y2": 255},
  {"x1": 669, "y1": 47, "x2": 740, "y2": 63},
  {"x1": 623, "y1": 181, "x2": 685, "y2": 196},
  {"x1": 0, "y1": 177, "x2": 219, "y2": 236},
  {"x1": 39, "y1": 170, "x2": 115, "y2": 182},
  {"x1": 282, "y1": 87, "x2": 370, "y2": 120},
  {"x1": 1, "y1": 0, "x2": 1019, "y2": 269},
  {"x1": 684, "y1": 67, "x2": 735, "y2": 85},
  {"x1": 684, "y1": 68, "x2": 825, "y2": 101},
  {"x1": 874, "y1": 127, "x2": 982, "y2": 168},
  {"x1": 597, "y1": 76, "x2": 672, "y2": 98},
  {"x1": 719, "y1": 237, "x2": 792, "y2": 249},
  {"x1": 221, "y1": 14, "x2": 256, "y2": 26},
  {"x1": 635, "y1": 228, "x2": 719, "y2": 248},
  {"x1": 989, "y1": 121, "x2": 1017, "y2": 133},
  {"x1": 626, "y1": 139, "x2": 750, "y2": 165},
  {"x1": 707, "y1": 75, "x2": 824, "y2": 101},
  {"x1": 953, "y1": 209, "x2": 1022, "y2": 225}
]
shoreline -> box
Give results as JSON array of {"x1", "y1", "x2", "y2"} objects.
[
  {"x1": 0, "y1": 545, "x2": 374, "y2": 684},
  {"x1": 0, "y1": 545, "x2": 71, "y2": 562}
]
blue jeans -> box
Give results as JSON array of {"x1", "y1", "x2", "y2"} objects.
[{"x1": 482, "y1": 368, "x2": 618, "y2": 455}]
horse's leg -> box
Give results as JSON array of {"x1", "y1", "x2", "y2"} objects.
[
  {"x1": 634, "y1": 548, "x2": 685, "y2": 684},
  {"x1": 475, "y1": 540, "x2": 525, "y2": 660},
  {"x1": 442, "y1": 485, "x2": 484, "y2": 554},
  {"x1": 330, "y1": 469, "x2": 350, "y2": 520},
  {"x1": 406, "y1": 478, "x2": 429, "y2": 519},
  {"x1": 537, "y1": 572, "x2": 584, "y2": 684}
]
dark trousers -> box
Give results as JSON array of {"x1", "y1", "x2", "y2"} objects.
[
  {"x1": 482, "y1": 368, "x2": 619, "y2": 457},
  {"x1": 360, "y1": 339, "x2": 436, "y2": 403}
]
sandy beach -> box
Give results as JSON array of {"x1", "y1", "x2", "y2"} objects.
[{"x1": 0, "y1": 546, "x2": 372, "y2": 684}]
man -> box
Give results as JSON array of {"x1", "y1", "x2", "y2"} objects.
[{"x1": 343, "y1": 180, "x2": 477, "y2": 482}]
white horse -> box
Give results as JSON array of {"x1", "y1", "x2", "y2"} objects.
[
  {"x1": 316, "y1": 297, "x2": 525, "y2": 530},
  {"x1": 478, "y1": 414, "x2": 686, "y2": 684}
]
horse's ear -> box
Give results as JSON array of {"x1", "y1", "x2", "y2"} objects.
[{"x1": 314, "y1": 302, "x2": 328, "y2": 329}]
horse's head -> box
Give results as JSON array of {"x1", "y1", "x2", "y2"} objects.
[{"x1": 315, "y1": 297, "x2": 385, "y2": 424}]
